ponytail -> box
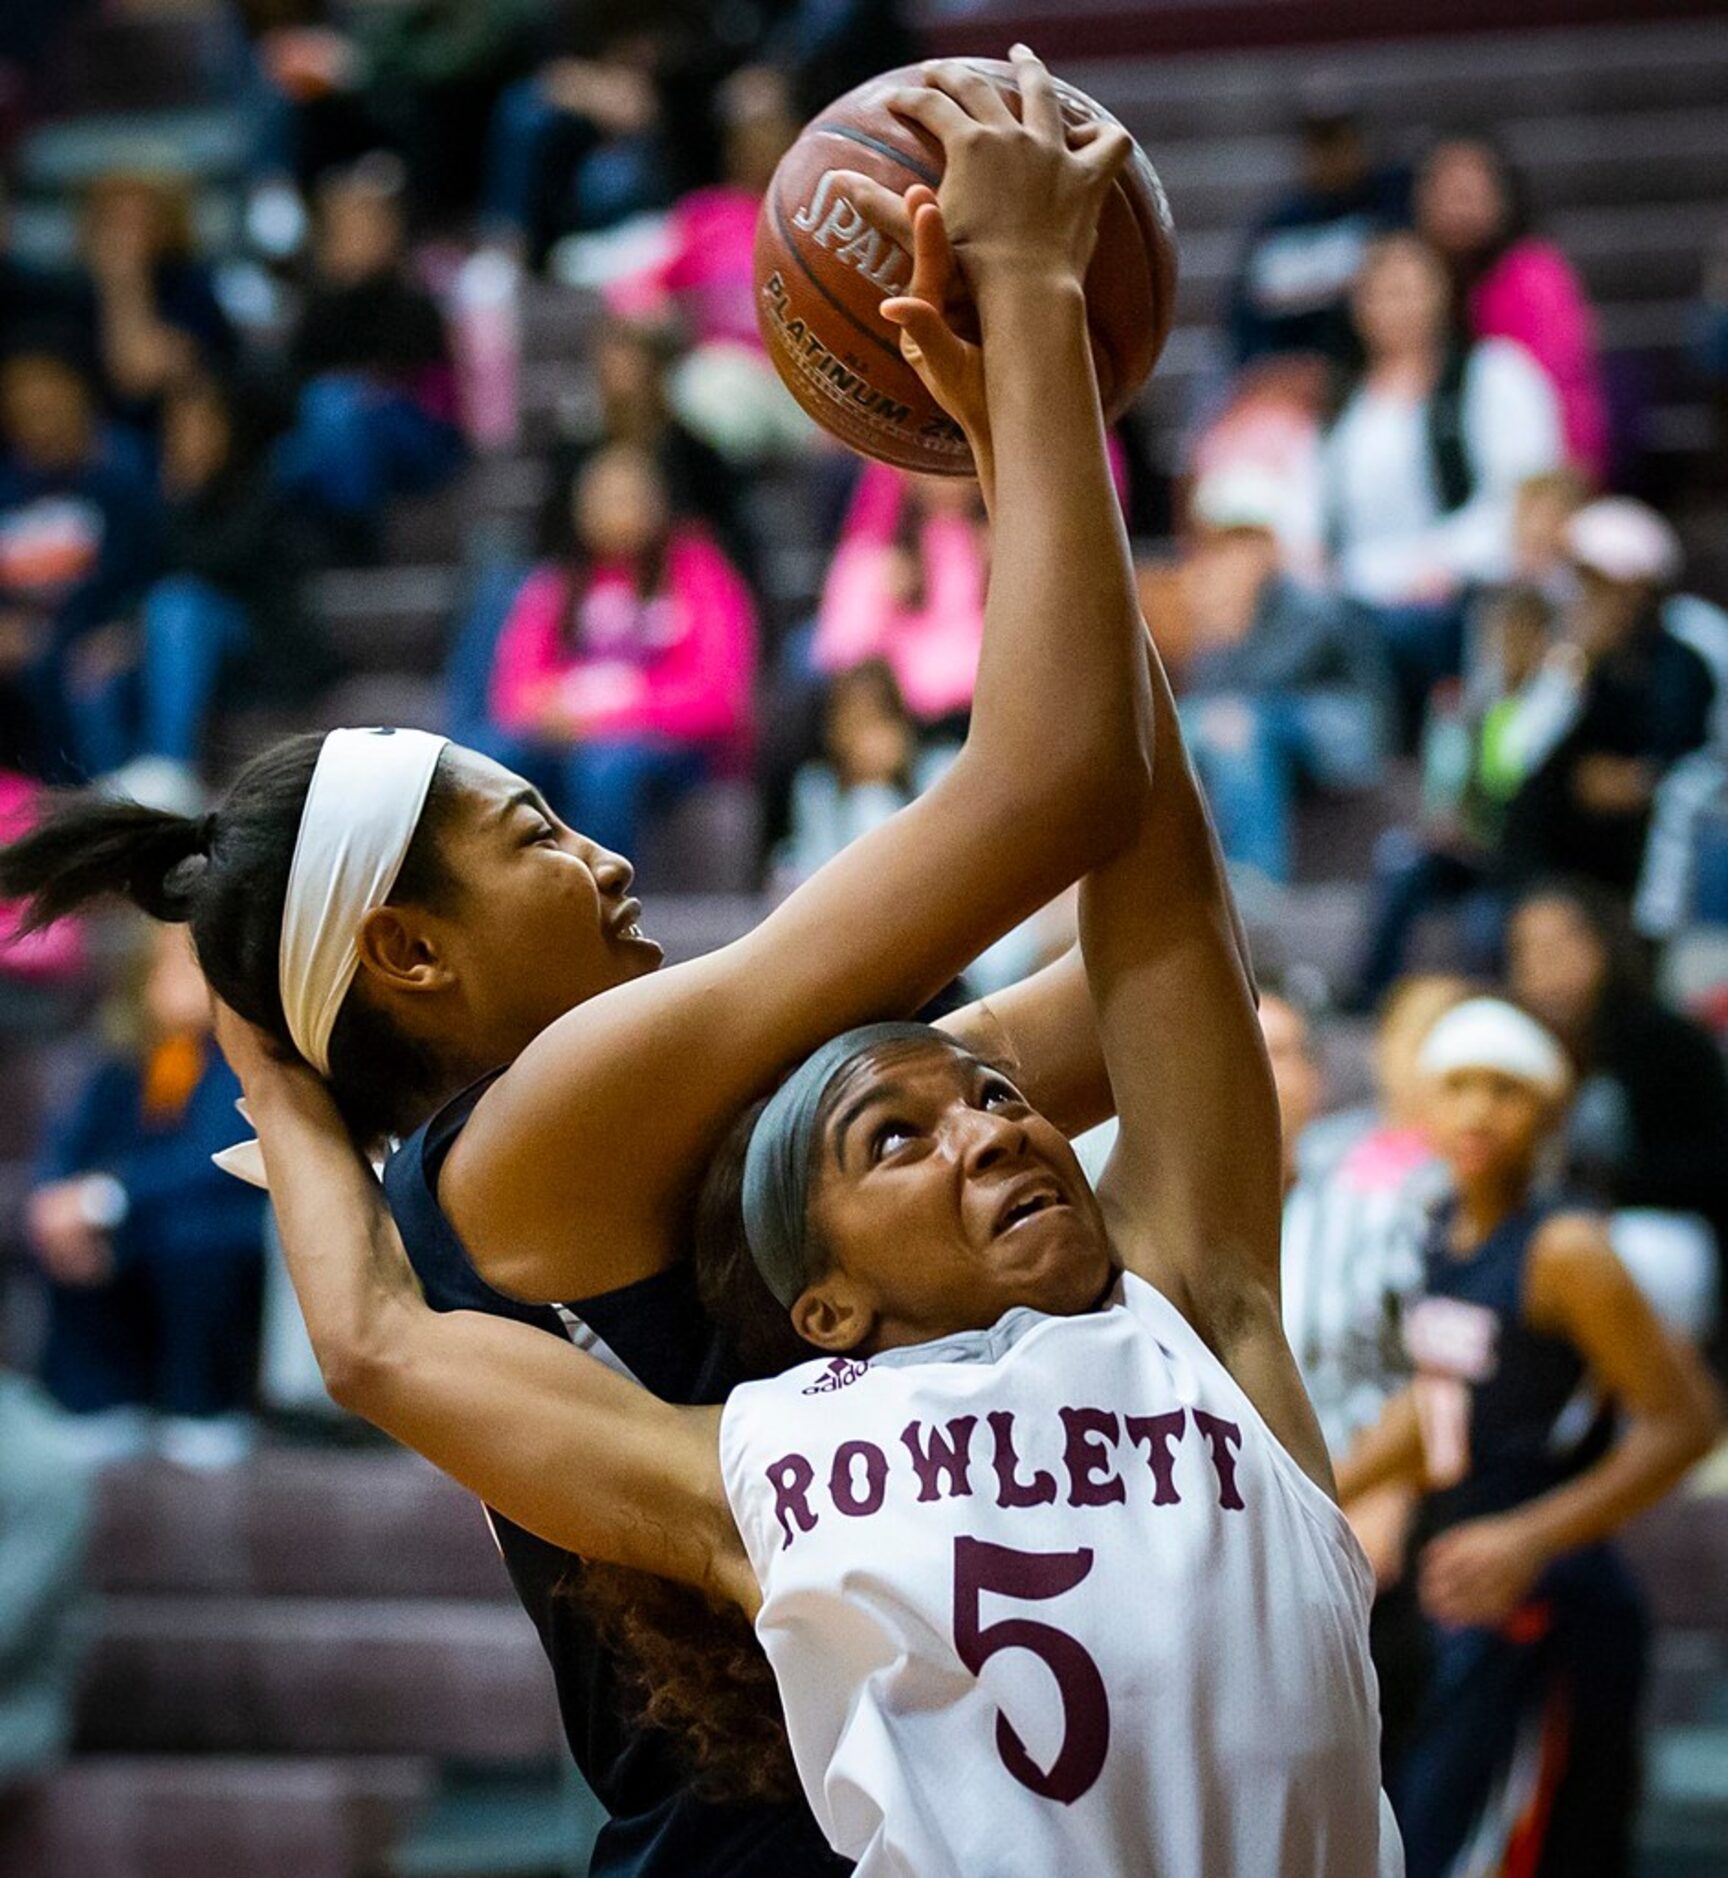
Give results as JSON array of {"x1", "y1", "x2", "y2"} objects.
[
  {"x1": 0, "y1": 797, "x2": 213, "y2": 932},
  {"x1": 0, "y1": 732, "x2": 459, "y2": 1144}
]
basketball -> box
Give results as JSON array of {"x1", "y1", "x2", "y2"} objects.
[{"x1": 753, "y1": 59, "x2": 1177, "y2": 476}]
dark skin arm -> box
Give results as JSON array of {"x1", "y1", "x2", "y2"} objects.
[
  {"x1": 1081, "y1": 642, "x2": 1334, "y2": 1496},
  {"x1": 445, "y1": 53, "x2": 1156, "y2": 1305},
  {"x1": 220, "y1": 1013, "x2": 755, "y2": 1614},
  {"x1": 1418, "y1": 1215, "x2": 1719, "y2": 1628}
]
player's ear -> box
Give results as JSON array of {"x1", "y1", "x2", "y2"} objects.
[
  {"x1": 355, "y1": 903, "x2": 456, "y2": 998},
  {"x1": 791, "y1": 1272, "x2": 874, "y2": 1354}
]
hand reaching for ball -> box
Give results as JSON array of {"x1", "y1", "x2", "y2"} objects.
[
  {"x1": 889, "y1": 46, "x2": 1133, "y2": 295},
  {"x1": 824, "y1": 175, "x2": 991, "y2": 480}
]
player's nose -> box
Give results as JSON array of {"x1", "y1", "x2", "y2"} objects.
[
  {"x1": 589, "y1": 844, "x2": 635, "y2": 897},
  {"x1": 958, "y1": 1107, "x2": 1029, "y2": 1174}
]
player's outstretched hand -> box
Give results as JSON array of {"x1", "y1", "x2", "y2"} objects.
[
  {"x1": 826, "y1": 174, "x2": 987, "y2": 453},
  {"x1": 888, "y1": 44, "x2": 1130, "y2": 294}
]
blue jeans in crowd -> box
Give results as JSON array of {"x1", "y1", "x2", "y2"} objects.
[
  {"x1": 43, "y1": 1248, "x2": 264, "y2": 1420},
  {"x1": 1180, "y1": 688, "x2": 1385, "y2": 885},
  {"x1": 277, "y1": 373, "x2": 465, "y2": 525},
  {"x1": 483, "y1": 77, "x2": 666, "y2": 259},
  {"x1": 1352, "y1": 828, "x2": 1508, "y2": 1009},
  {"x1": 1365, "y1": 601, "x2": 1468, "y2": 744},
  {"x1": 547, "y1": 738, "x2": 709, "y2": 860},
  {"x1": 0, "y1": 1373, "x2": 93, "y2": 1785},
  {"x1": 73, "y1": 576, "x2": 251, "y2": 775}
]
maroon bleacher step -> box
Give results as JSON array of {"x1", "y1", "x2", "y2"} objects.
[
  {"x1": 91, "y1": 1450, "x2": 508, "y2": 1601},
  {"x1": 77, "y1": 1596, "x2": 562, "y2": 1759},
  {"x1": 0, "y1": 1754, "x2": 432, "y2": 1878}
]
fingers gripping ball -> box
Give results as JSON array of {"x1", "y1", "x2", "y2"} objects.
[{"x1": 754, "y1": 58, "x2": 1177, "y2": 475}]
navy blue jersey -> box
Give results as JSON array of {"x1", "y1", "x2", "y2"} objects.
[
  {"x1": 1403, "y1": 1194, "x2": 1614, "y2": 1538},
  {"x1": 383, "y1": 1077, "x2": 851, "y2": 1876}
]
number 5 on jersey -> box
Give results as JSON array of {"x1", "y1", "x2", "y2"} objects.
[{"x1": 953, "y1": 1537, "x2": 1110, "y2": 1805}]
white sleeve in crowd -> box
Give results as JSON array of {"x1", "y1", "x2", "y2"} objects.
[{"x1": 1431, "y1": 340, "x2": 1567, "y2": 586}]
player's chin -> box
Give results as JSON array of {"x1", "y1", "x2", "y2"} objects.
[{"x1": 986, "y1": 1213, "x2": 1112, "y2": 1317}]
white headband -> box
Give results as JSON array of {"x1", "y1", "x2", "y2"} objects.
[
  {"x1": 279, "y1": 727, "x2": 448, "y2": 1076},
  {"x1": 1417, "y1": 997, "x2": 1570, "y2": 1099},
  {"x1": 214, "y1": 728, "x2": 448, "y2": 1190}
]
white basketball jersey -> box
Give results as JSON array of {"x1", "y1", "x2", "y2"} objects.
[{"x1": 720, "y1": 1271, "x2": 1403, "y2": 1878}]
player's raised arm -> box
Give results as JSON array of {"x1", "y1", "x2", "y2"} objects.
[
  {"x1": 1077, "y1": 620, "x2": 1334, "y2": 1494},
  {"x1": 217, "y1": 1008, "x2": 749, "y2": 1609},
  {"x1": 446, "y1": 48, "x2": 1163, "y2": 1303}
]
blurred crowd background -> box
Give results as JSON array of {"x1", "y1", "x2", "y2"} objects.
[{"x1": 0, "y1": 1, "x2": 1725, "y2": 1874}]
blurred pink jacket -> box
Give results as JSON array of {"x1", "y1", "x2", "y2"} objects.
[
  {"x1": 1471, "y1": 238, "x2": 1609, "y2": 481},
  {"x1": 813, "y1": 467, "x2": 987, "y2": 724},
  {"x1": 606, "y1": 186, "x2": 762, "y2": 351},
  {"x1": 489, "y1": 529, "x2": 756, "y2": 752},
  {"x1": 0, "y1": 772, "x2": 85, "y2": 982}
]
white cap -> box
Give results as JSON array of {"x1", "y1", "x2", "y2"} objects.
[
  {"x1": 1567, "y1": 497, "x2": 1682, "y2": 588},
  {"x1": 1416, "y1": 997, "x2": 1570, "y2": 1100},
  {"x1": 1191, "y1": 463, "x2": 1289, "y2": 536}
]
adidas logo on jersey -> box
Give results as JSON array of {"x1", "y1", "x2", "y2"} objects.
[{"x1": 803, "y1": 1357, "x2": 871, "y2": 1395}]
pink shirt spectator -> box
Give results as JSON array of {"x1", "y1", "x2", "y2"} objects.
[
  {"x1": 606, "y1": 187, "x2": 762, "y2": 352},
  {"x1": 0, "y1": 772, "x2": 86, "y2": 983},
  {"x1": 489, "y1": 528, "x2": 756, "y2": 755},
  {"x1": 813, "y1": 466, "x2": 988, "y2": 725},
  {"x1": 1471, "y1": 238, "x2": 1609, "y2": 481}
]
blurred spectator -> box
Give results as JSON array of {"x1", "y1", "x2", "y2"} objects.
[
  {"x1": 1507, "y1": 465, "x2": 1591, "y2": 596},
  {"x1": 757, "y1": 0, "x2": 916, "y2": 125},
  {"x1": 245, "y1": 0, "x2": 545, "y2": 228},
  {"x1": 27, "y1": 924, "x2": 267, "y2": 1470},
  {"x1": 1177, "y1": 464, "x2": 1392, "y2": 886},
  {"x1": 0, "y1": 1369, "x2": 94, "y2": 1793},
  {"x1": 276, "y1": 159, "x2": 465, "y2": 549},
  {"x1": 1351, "y1": 584, "x2": 1571, "y2": 1006},
  {"x1": 0, "y1": 174, "x2": 92, "y2": 367},
  {"x1": 0, "y1": 346, "x2": 158, "y2": 781},
  {"x1": 1501, "y1": 499, "x2": 1715, "y2": 895},
  {"x1": 76, "y1": 171, "x2": 236, "y2": 435},
  {"x1": 1638, "y1": 741, "x2": 1728, "y2": 941},
  {"x1": 811, "y1": 464, "x2": 988, "y2": 740},
  {"x1": 1415, "y1": 134, "x2": 1609, "y2": 481},
  {"x1": 1319, "y1": 232, "x2": 1563, "y2": 709},
  {"x1": 606, "y1": 64, "x2": 810, "y2": 462},
  {"x1": 773, "y1": 657, "x2": 926, "y2": 888},
  {"x1": 84, "y1": 372, "x2": 333, "y2": 809},
  {"x1": 1226, "y1": 96, "x2": 1410, "y2": 370},
  {"x1": 540, "y1": 315, "x2": 757, "y2": 586},
  {"x1": 1508, "y1": 879, "x2": 1728, "y2": 1339},
  {"x1": 1269, "y1": 976, "x2": 1454, "y2": 1769},
  {"x1": 487, "y1": 441, "x2": 756, "y2": 854},
  {"x1": 1260, "y1": 981, "x2": 1324, "y2": 1192},
  {"x1": 1285, "y1": 973, "x2": 1467, "y2": 1456},
  {"x1": 0, "y1": 772, "x2": 85, "y2": 989},
  {"x1": 481, "y1": 24, "x2": 672, "y2": 265}
]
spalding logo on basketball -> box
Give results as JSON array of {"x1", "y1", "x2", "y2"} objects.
[{"x1": 754, "y1": 58, "x2": 1178, "y2": 476}]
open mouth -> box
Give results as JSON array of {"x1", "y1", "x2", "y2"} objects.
[
  {"x1": 608, "y1": 898, "x2": 647, "y2": 942},
  {"x1": 993, "y1": 1184, "x2": 1068, "y2": 1237}
]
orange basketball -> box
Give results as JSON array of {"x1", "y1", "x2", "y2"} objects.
[{"x1": 754, "y1": 59, "x2": 1177, "y2": 476}]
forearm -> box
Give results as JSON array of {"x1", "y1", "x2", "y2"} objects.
[
  {"x1": 96, "y1": 283, "x2": 191, "y2": 396},
  {"x1": 967, "y1": 275, "x2": 1149, "y2": 843},
  {"x1": 1514, "y1": 1409, "x2": 1716, "y2": 1563},
  {"x1": 1335, "y1": 1391, "x2": 1426, "y2": 1503},
  {"x1": 244, "y1": 1073, "x2": 423, "y2": 1397},
  {"x1": 351, "y1": 1305, "x2": 735, "y2": 1596}
]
